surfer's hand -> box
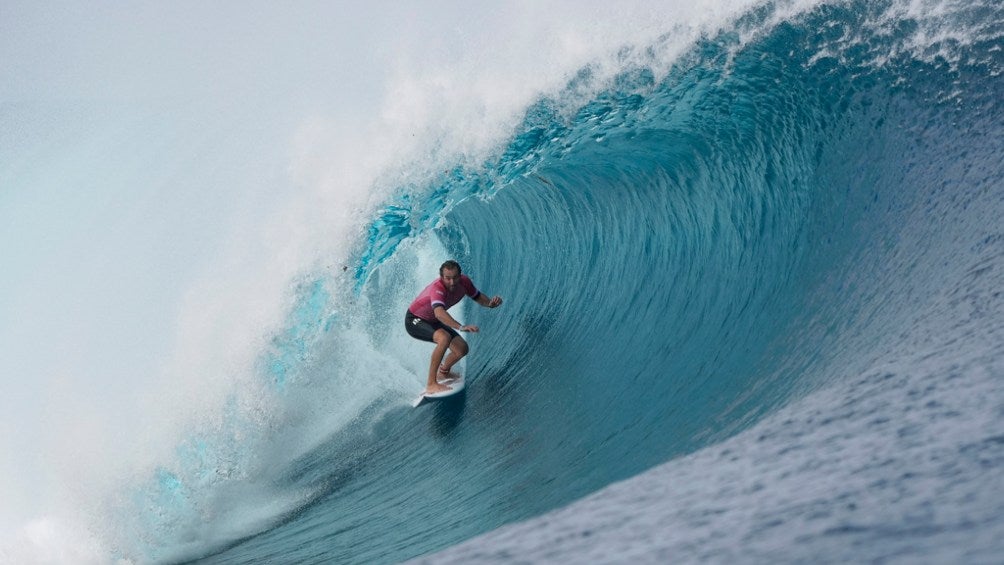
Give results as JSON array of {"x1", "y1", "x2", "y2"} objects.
[
  {"x1": 488, "y1": 296, "x2": 503, "y2": 308},
  {"x1": 460, "y1": 325, "x2": 479, "y2": 333}
]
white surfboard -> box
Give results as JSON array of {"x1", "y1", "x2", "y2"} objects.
[{"x1": 411, "y1": 374, "x2": 465, "y2": 407}]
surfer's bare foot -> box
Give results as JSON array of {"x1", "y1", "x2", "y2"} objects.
[{"x1": 426, "y1": 383, "x2": 452, "y2": 395}]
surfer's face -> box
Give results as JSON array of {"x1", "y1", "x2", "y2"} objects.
[{"x1": 440, "y1": 268, "x2": 461, "y2": 291}]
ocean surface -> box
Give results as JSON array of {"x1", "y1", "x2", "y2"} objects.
[{"x1": 2, "y1": 1, "x2": 1002, "y2": 563}]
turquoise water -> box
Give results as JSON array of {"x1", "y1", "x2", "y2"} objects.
[{"x1": 3, "y1": 1, "x2": 1001, "y2": 563}]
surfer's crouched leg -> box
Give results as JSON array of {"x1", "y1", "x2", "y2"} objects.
[
  {"x1": 439, "y1": 335, "x2": 468, "y2": 377},
  {"x1": 425, "y1": 330, "x2": 455, "y2": 394}
]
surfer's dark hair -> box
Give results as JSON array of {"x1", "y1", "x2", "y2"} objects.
[{"x1": 440, "y1": 260, "x2": 462, "y2": 275}]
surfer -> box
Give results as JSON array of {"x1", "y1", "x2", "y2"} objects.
[{"x1": 405, "y1": 260, "x2": 503, "y2": 394}]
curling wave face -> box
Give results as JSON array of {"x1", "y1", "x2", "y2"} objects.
[{"x1": 91, "y1": 1, "x2": 1004, "y2": 562}]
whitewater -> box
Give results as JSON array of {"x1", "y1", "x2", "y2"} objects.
[{"x1": 2, "y1": 0, "x2": 1002, "y2": 563}]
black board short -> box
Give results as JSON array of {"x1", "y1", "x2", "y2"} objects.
[{"x1": 405, "y1": 310, "x2": 460, "y2": 343}]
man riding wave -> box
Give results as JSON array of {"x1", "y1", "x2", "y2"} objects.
[{"x1": 404, "y1": 260, "x2": 503, "y2": 394}]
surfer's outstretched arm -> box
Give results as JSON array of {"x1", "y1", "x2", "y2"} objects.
[{"x1": 475, "y1": 294, "x2": 503, "y2": 308}]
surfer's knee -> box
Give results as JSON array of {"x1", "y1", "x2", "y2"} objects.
[{"x1": 432, "y1": 329, "x2": 452, "y2": 348}]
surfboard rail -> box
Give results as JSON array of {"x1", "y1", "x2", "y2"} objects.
[{"x1": 412, "y1": 375, "x2": 465, "y2": 407}]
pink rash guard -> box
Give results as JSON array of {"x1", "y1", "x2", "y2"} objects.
[{"x1": 407, "y1": 274, "x2": 480, "y2": 321}]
